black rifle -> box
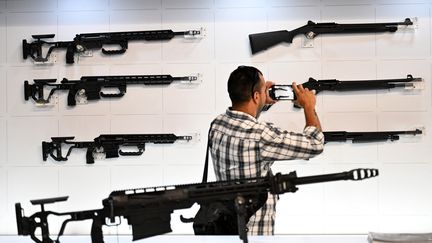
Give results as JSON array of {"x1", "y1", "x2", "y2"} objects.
[
  {"x1": 42, "y1": 134, "x2": 193, "y2": 164},
  {"x1": 249, "y1": 18, "x2": 413, "y2": 54},
  {"x1": 268, "y1": 74, "x2": 422, "y2": 101},
  {"x1": 15, "y1": 168, "x2": 379, "y2": 243},
  {"x1": 324, "y1": 129, "x2": 422, "y2": 143},
  {"x1": 24, "y1": 74, "x2": 201, "y2": 106},
  {"x1": 23, "y1": 28, "x2": 204, "y2": 64}
]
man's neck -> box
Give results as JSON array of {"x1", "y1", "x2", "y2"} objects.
[{"x1": 231, "y1": 103, "x2": 257, "y2": 118}]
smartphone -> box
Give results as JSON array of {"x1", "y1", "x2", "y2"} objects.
[{"x1": 269, "y1": 85, "x2": 295, "y2": 100}]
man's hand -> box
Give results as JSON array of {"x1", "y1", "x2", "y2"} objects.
[
  {"x1": 292, "y1": 82, "x2": 316, "y2": 110},
  {"x1": 265, "y1": 81, "x2": 277, "y2": 105}
]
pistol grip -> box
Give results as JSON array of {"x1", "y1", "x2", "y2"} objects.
[
  {"x1": 86, "y1": 147, "x2": 95, "y2": 164},
  {"x1": 66, "y1": 45, "x2": 75, "y2": 64},
  {"x1": 91, "y1": 216, "x2": 104, "y2": 243},
  {"x1": 67, "y1": 89, "x2": 78, "y2": 106}
]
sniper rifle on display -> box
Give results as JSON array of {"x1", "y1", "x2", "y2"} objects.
[
  {"x1": 24, "y1": 74, "x2": 202, "y2": 106},
  {"x1": 42, "y1": 133, "x2": 193, "y2": 164},
  {"x1": 23, "y1": 28, "x2": 205, "y2": 64},
  {"x1": 16, "y1": 168, "x2": 379, "y2": 243}
]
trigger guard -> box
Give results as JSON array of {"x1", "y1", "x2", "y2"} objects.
[{"x1": 101, "y1": 48, "x2": 126, "y2": 55}]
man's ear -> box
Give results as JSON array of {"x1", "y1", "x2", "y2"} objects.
[{"x1": 252, "y1": 91, "x2": 259, "y2": 104}]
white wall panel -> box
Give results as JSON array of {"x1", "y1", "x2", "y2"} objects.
[
  {"x1": 163, "y1": 114, "x2": 214, "y2": 165},
  {"x1": 0, "y1": 14, "x2": 5, "y2": 64},
  {"x1": 6, "y1": 0, "x2": 57, "y2": 12},
  {"x1": 111, "y1": 165, "x2": 164, "y2": 190},
  {"x1": 6, "y1": 12, "x2": 57, "y2": 65},
  {"x1": 108, "y1": 10, "x2": 162, "y2": 64},
  {"x1": 377, "y1": 60, "x2": 430, "y2": 112},
  {"x1": 321, "y1": 112, "x2": 378, "y2": 163},
  {"x1": 163, "y1": 0, "x2": 213, "y2": 9},
  {"x1": 110, "y1": 0, "x2": 161, "y2": 10},
  {"x1": 379, "y1": 164, "x2": 432, "y2": 215},
  {"x1": 270, "y1": 0, "x2": 320, "y2": 6},
  {"x1": 0, "y1": 119, "x2": 6, "y2": 164},
  {"x1": 376, "y1": 5, "x2": 430, "y2": 58},
  {"x1": 8, "y1": 117, "x2": 58, "y2": 165},
  {"x1": 163, "y1": 63, "x2": 214, "y2": 114},
  {"x1": 0, "y1": 1, "x2": 5, "y2": 10},
  {"x1": 0, "y1": 168, "x2": 6, "y2": 234},
  {"x1": 7, "y1": 66, "x2": 59, "y2": 115},
  {"x1": 57, "y1": 12, "x2": 110, "y2": 65},
  {"x1": 6, "y1": 167, "x2": 59, "y2": 233},
  {"x1": 377, "y1": 112, "x2": 430, "y2": 163},
  {"x1": 0, "y1": 67, "x2": 5, "y2": 114},
  {"x1": 215, "y1": 8, "x2": 267, "y2": 61},
  {"x1": 322, "y1": 6, "x2": 376, "y2": 60},
  {"x1": 162, "y1": 9, "x2": 214, "y2": 62},
  {"x1": 268, "y1": 61, "x2": 322, "y2": 113},
  {"x1": 215, "y1": 0, "x2": 266, "y2": 8},
  {"x1": 59, "y1": 0, "x2": 108, "y2": 11},
  {"x1": 323, "y1": 164, "x2": 379, "y2": 216},
  {"x1": 266, "y1": 7, "x2": 322, "y2": 61},
  {"x1": 108, "y1": 64, "x2": 163, "y2": 115},
  {"x1": 378, "y1": 215, "x2": 432, "y2": 232},
  {"x1": 323, "y1": 0, "x2": 375, "y2": 5},
  {"x1": 322, "y1": 61, "x2": 377, "y2": 112},
  {"x1": 273, "y1": 164, "x2": 326, "y2": 216},
  {"x1": 322, "y1": 216, "x2": 379, "y2": 233}
]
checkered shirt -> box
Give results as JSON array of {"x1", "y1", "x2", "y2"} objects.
[{"x1": 209, "y1": 108, "x2": 324, "y2": 235}]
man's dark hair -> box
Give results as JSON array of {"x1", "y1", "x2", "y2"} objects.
[{"x1": 227, "y1": 66, "x2": 263, "y2": 105}]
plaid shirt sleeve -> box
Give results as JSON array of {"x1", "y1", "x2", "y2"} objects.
[{"x1": 259, "y1": 125, "x2": 324, "y2": 161}]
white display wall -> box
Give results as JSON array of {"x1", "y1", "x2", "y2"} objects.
[{"x1": 0, "y1": 0, "x2": 431, "y2": 240}]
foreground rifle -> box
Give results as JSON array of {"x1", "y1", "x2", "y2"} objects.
[
  {"x1": 249, "y1": 18, "x2": 413, "y2": 54},
  {"x1": 324, "y1": 129, "x2": 422, "y2": 143},
  {"x1": 15, "y1": 168, "x2": 379, "y2": 243},
  {"x1": 24, "y1": 74, "x2": 202, "y2": 106},
  {"x1": 42, "y1": 133, "x2": 193, "y2": 164},
  {"x1": 23, "y1": 28, "x2": 205, "y2": 64},
  {"x1": 268, "y1": 74, "x2": 423, "y2": 101}
]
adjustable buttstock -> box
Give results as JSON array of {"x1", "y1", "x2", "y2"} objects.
[
  {"x1": 23, "y1": 81, "x2": 32, "y2": 101},
  {"x1": 249, "y1": 30, "x2": 290, "y2": 54},
  {"x1": 15, "y1": 203, "x2": 27, "y2": 235},
  {"x1": 22, "y1": 39, "x2": 31, "y2": 59},
  {"x1": 42, "y1": 141, "x2": 52, "y2": 161}
]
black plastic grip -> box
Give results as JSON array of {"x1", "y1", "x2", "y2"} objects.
[
  {"x1": 67, "y1": 89, "x2": 78, "y2": 106},
  {"x1": 66, "y1": 45, "x2": 75, "y2": 64},
  {"x1": 86, "y1": 147, "x2": 95, "y2": 164},
  {"x1": 91, "y1": 216, "x2": 104, "y2": 243}
]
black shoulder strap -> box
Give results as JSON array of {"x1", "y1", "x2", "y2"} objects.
[{"x1": 202, "y1": 122, "x2": 214, "y2": 183}]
